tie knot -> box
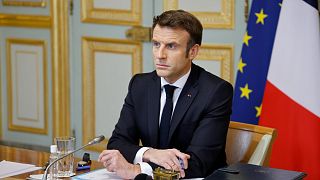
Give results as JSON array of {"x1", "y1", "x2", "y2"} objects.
[{"x1": 164, "y1": 85, "x2": 176, "y2": 99}]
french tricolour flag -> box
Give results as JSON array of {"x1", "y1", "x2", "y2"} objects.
[
  {"x1": 231, "y1": 0, "x2": 320, "y2": 179},
  {"x1": 259, "y1": 0, "x2": 320, "y2": 179}
]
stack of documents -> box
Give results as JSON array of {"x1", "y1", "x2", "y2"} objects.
[{"x1": 0, "y1": 160, "x2": 42, "y2": 178}]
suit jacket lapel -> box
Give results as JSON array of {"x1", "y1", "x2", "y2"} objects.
[
  {"x1": 147, "y1": 72, "x2": 161, "y2": 147},
  {"x1": 169, "y1": 64, "x2": 200, "y2": 141}
]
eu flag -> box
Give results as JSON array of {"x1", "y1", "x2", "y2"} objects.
[{"x1": 231, "y1": 0, "x2": 283, "y2": 124}]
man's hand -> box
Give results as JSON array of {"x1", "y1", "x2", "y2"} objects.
[
  {"x1": 98, "y1": 150, "x2": 141, "y2": 179},
  {"x1": 143, "y1": 148, "x2": 190, "y2": 178}
]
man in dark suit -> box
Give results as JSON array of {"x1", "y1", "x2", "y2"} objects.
[{"x1": 98, "y1": 10, "x2": 233, "y2": 179}]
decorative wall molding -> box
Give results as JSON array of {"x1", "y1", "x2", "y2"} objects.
[
  {"x1": 81, "y1": 0, "x2": 142, "y2": 26},
  {"x1": 0, "y1": 0, "x2": 71, "y2": 143},
  {"x1": 51, "y1": 0, "x2": 70, "y2": 138},
  {"x1": 6, "y1": 38, "x2": 48, "y2": 134},
  {"x1": 0, "y1": 14, "x2": 51, "y2": 28},
  {"x1": 82, "y1": 37, "x2": 142, "y2": 152},
  {"x1": 197, "y1": 44, "x2": 234, "y2": 84},
  {"x1": 164, "y1": 0, "x2": 234, "y2": 29},
  {"x1": 2, "y1": 0, "x2": 46, "y2": 7},
  {"x1": 0, "y1": 44, "x2": 2, "y2": 138}
]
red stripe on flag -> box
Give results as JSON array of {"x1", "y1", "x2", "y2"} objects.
[{"x1": 259, "y1": 81, "x2": 320, "y2": 180}]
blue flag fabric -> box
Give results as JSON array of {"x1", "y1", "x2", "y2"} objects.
[{"x1": 231, "y1": 0, "x2": 283, "y2": 124}]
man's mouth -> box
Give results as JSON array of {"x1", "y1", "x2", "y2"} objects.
[{"x1": 156, "y1": 63, "x2": 170, "y2": 69}]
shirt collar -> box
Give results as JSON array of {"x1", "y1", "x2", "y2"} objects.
[{"x1": 160, "y1": 68, "x2": 191, "y2": 89}]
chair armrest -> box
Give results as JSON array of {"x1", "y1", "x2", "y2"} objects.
[{"x1": 248, "y1": 134, "x2": 272, "y2": 165}]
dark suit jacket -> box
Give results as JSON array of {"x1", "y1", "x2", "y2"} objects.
[{"x1": 107, "y1": 63, "x2": 233, "y2": 178}]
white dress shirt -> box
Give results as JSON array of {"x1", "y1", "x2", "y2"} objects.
[{"x1": 133, "y1": 69, "x2": 191, "y2": 176}]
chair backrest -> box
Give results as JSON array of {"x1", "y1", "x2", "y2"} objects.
[{"x1": 225, "y1": 121, "x2": 277, "y2": 166}]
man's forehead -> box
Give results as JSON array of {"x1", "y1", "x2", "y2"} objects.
[
  {"x1": 152, "y1": 25, "x2": 190, "y2": 42},
  {"x1": 153, "y1": 25, "x2": 188, "y2": 34}
]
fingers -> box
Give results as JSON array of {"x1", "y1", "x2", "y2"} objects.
[
  {"x1": 103, "y1": 161, "x2": 114, "y2": 172},
  {"x1": 170, "y1": 148, "x2": 190, "y2": 159},
  {"x1": 98, "y1": 150, "x2": 108, "y2": 162},
  {"x1": 169, "y1": 149, "x2": 190, "y2": 169},
  {"x1": 180, "y1": 156, "x2": 189, "y2": 169},
  {"x1": 142, "y1": 148, "x2": 190, "y2": 177},
  {"x1": 162, "y1": 162, "x2": 172, "y2": 170},
  {"x1": 167, "y1": 156, "x2": 186, "y2": 178},
  {"x1": 171, "y1": 157, "x2": 181, "y2": 170},
  {"x1": 98, "y1": 150, "x2": 140, "y2": 179},
  {"x1": 180, "y1": 169, "x2": 186, "y2": 178},
  {"x1": 98, "y1": 149, "x2": 123, "y2": 170},
  {"x1": 99, "y1": 150, "x2": 115, "y2": 172},
  {"x1": 98, "y1": 150, "x2": 114, "y2": 162},
  {"x1": 158, "y1": 149, "x2": 188, "y2": 173}
]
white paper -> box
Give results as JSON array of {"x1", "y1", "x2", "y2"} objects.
[
  {"x1": 72, "y1": 169, "x2": 122, "y2": 180},
  {"x1": 29, "y1": 173, "x2": 76, "y2": 180},
  {"x1": 71, "y1": 168, "x2": 205, "y2": 180},
  {"x1": 0, "y1": 160, "x2": 42, "y2": 178}
]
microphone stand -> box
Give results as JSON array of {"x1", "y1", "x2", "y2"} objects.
[{"x1": 42, "y1": 135, "x2": 105, "y2": 180}]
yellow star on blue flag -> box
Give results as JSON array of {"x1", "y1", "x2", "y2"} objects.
[
  {"x1": 255, "y1": 9, "x2": 268, "y2": 24},
  {"x1": 231, "y1": 0, "x2": 282, "y2": 124},
  {"x1": 238, "y1": 58, "x2": 247, "y2": 73}
]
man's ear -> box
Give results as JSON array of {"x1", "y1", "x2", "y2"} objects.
[{"x1": 188, "y1": 44, "x2": 200, "y2": 60}]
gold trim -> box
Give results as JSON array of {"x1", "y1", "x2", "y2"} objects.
[
  {"x1": 82, "y1": 37, "x2": 142, "y2": 152},
  {"x1": 81, "y1": 0, "x2": 142, "y2": 26},
  {"x1": 0, "y1": 44, "x2": 2, "y2": 139},
  {"x1": 245, "y1": 0, "x2": 249, "y2": 23},
  {"x1": 51, "y1": 0, "x2": 70, "y2": 138},
  {"x1": 0, "y1": 14, "x2": 51, "y2": 28},
  {"x1": 163, "y1": 0, "x2": 234, "y2": 29},
  {"x1": 2, "y1": 0, "x2": 46, "y2": 7},
  {"x1": 197, "y1": 44, "x2": 234, "y2": 84},
  {"x1": 17, "y1": 117, "x2": 39, "y2": 122},
  {"x1": 6, "y1": 38, "x2": 48, "y2": 134}
]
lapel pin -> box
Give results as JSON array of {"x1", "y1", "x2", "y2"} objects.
[{"x1": 187, "y1": 94, "x2": 192, "y2": 98}]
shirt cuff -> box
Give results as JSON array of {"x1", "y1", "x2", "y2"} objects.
[
  {"x1": 134, "y1": 147, "x2": 150, "y2": 164},
  {"x1": 137, "y1": 162, "x2": 153, "y2": 177}
]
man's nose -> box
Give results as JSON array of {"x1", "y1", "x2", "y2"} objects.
[{"x1": 157, "y1": 46, "x2": 166, "y2": 59}]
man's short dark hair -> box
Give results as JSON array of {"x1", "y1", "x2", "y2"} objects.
[{"x1": 152, "y1": 10, "x2": 203, "y2": 54}]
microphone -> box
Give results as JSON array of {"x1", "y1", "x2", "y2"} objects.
[
  {"x1": 134, "y1": 173, "x2": 153, "y2": 180},
  {"x1": 42, "y1": 135, "x2": 105, "y2": 180},
  {"x1": 88, "y1": 135, "x2": 105, "y2": 145}
]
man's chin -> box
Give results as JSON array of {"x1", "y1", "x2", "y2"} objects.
[{"x1": 155, "y1": 69, "x2": 167, "y2": 76}]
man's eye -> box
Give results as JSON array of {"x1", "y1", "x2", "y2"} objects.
[
  {"x1": 152, "y1": 41, "x2": 160, "y2": 47},
  {"x1": 167, "y1": 44, "x2": 176, "y2": 49}
]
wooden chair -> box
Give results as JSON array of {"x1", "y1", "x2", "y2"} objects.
[{"x1": 225, "y1": 121, "x2": 277, "y2": 166}]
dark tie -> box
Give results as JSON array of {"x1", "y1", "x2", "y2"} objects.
[{"x1": 159, "y1": 85, "x2": 177, "y2": 148}]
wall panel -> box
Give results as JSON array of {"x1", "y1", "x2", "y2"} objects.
[
  {"x1": 6, "y1": 38, "x2": 47, "y2": 134},
  {"x1": 82, "y1": 37, "x2": 142, "y2": 152}
]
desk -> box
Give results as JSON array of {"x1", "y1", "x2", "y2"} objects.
[{"x1": 0, "y1": 145, "x2": 103, "y2": 179}]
